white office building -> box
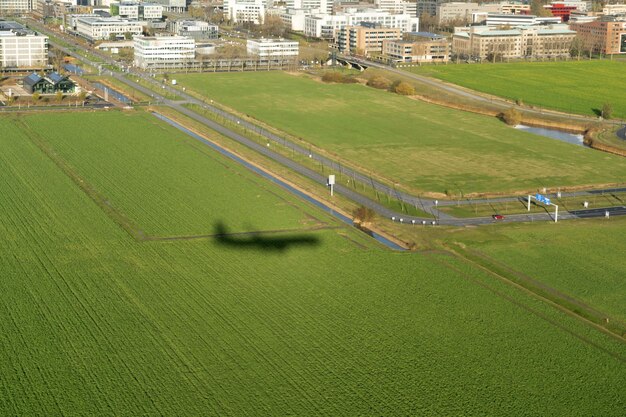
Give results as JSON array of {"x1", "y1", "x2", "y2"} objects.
[
  {"x1": 0, "y1": 30, "x2": 48, "y2": 68},
  {"x1": 285, "y1": 0, "x2": 331, "y2": 14},
  {"x1": 375, "y1": 0, "x2": 418, "y2": 17},
  {"x1": 76, "y1": 16, "x2": 144, "y2": 40},
  {"x1": 0, "y1": 0, "x2": 34, "y2": 13},
  {"x1": 304, "y1": 8, "x2": 419, "y2": 38},
  {"x1": 133, "y1": 34, "x2": 195, "y2": 68},
  {"x1": 224, "y1": 0, "x2": 267, "y2": 24},
  {"x1": 486, "y1": 13, "x2": 561, "y2": 26},
  {"x1": 116, "y1": 2, "x2": 163, "y2": 19},
  {"x1": 150, "y1": 0, "x2": 185, "y2": 12},
  {"x1": 247, "y1": 38, "x2": 299, "y2": 57},
  {"x1": 168, "y1": 19, "x2": 218, "y2": 39}
]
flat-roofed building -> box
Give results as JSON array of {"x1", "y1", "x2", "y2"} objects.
[
  {"x1": 571, "y1": 16, "x2": 626, "y2": 55},
  {"x1": 304, "y1": 8, "x2": 419, "y2": 38},
  {"x1": 246, "y1": 38, "x2": 299, "y2": 57},
  {"x1": 0, "y1": 0, "x2": 33, "y2": 13},
  {"x1": 0, "y1": 25, "x2": 48, "y2": 69},
  {"x1": 168, "y1": 19, "x2": 218, "y2": 39},
  {"x1": 76, "y1": 16, "x2": 144, "y2": 40},
  {"x1": 383, "y1": 31, "x2": 450, "y2": 62},
  {"x1": 336, "y1": 22, "x2": 401, "y2": 55},
  {"x1": 453, "y1": 24, "x2": 576, "y2": 59},
  {"x1": 133, "y1": 34, "x2": 195, "y2": 68},
  {"x1": 486, "y1": 13, "x2": 561, "y2": 26}
]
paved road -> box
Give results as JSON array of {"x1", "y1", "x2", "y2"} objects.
[{"x1": 26, "y1": 22, "x2": 626, "y2": 226}]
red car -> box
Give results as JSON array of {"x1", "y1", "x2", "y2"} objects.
[{"x1": 492, "y1": 214, "x2": 505, "y2": 220}]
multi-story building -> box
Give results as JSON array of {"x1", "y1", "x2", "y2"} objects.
[
  {"x1": 417, "y1": 0, "x2": 438, "y2": 17},
  {"x1": 543, "y1": 1, "x2": 587, "y2": 22},
  {"x1": 133, "y1": 34, "x2": 195, "y2": 68},
  {"x1": 76, "y1": 16, "x2": 144, "y2": 40},
  {"x1": 383, "y1": 31, "x2": 450, "y2": 62},
  {"x1": 603, "y1": 4, "x2": 626, "y2": 15},
  {"x1": 150, "y1": 0, "x2": 185, "y2": 12},
  {"x1": 114, "y1": 2, "x2": 163, "y2": 20},
  {"x1": 168, "y1": 19, "x2": 218, "y2": 39},
  {"x1": 571, "y1": 15, "x2": 626, "y2": 54},
  {"x1": 280, "y1": 8, "x2": 310, "y2": 32},
  {"x1": 485, "y1": 13, "x2": 561, "y2": 26},
  {"x1": 246, "y1": 38, "x2": 299, "y2": 57},
  {"x1": 0, "y1": 0, "x2": 34, "y2": 14},
  {"x1": 0, "y1": 23, "x2": 48, "y2": 69},
  {"x1": 224, "y1": 0, "x2": 266, "y2": 24},
  {"x1": 374, "y1": 0, "x2": 418, "y2": 17},
  {"x1": 304, "y1": 8, "x2": 419, "y2": 38},
  {"x1": 453, "y1": 24, "x2": 576, "y2": 59},
  {"x1": 286, "y1": 0, "x2": 331, "y2": 14},
  {"x1": 437, "y1": 2, "x2": 481, "y2": 24},
  {"x1": 336, "y1": 22, "x2": 401, "y2": 54}
]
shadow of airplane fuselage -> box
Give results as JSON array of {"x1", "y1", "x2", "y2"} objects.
[{"x1": 213, "y1": 222, "x2": 320, "y2": 252}]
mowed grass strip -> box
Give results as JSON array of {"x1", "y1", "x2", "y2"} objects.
[
  {"x1": 406, "y1": 60, "x2": 626, "y2": 119},
  {"x1": 174, "y1": 71, "x2": 626, "y2": 195},
  {"x1": 18, "y1": 111, "x2": 324, "y2": 237},
  {"x1": 0, "y1": 115, "x2": 625, "y2": 415}
]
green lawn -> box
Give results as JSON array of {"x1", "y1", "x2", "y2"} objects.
[
  {"x1": 406, "y1": 60, "x2": 626, "y2": 119},
  {"x1": 441, "y1": 218, "x2": 626, "y2": 324},
  {"x1": 174, "y1": 71, "x2": 626, "y2": 195},
  {"x1": 0, "y1": 111, "x2": 624, "y2": 415}
]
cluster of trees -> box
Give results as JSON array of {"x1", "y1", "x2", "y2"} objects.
[{"x1": 366, "y1": 75, "x2": 415, "y2": 95}]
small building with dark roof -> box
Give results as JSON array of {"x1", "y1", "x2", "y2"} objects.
[
  {"x1": 47, "y1": 72, "x2": 76, "y2": 93},
  {"x1": 23, "y1": 72, "x2": 76, "y2": 94},
  {"x1": 23, "y1": 73, "x2": 53, "y2": 94}
]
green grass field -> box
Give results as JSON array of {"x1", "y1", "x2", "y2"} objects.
[
  {"x1": 174, "y1": 71, "x2": 626, "y2": 196},
  {"x1": 406, "y1": 60, "x2": 626, "y2": 119},
  {"x1": 1, "y1": 112, "x2": 625, "y2": 415},
  {"x1": 439, "y1": 218, "x2": 626, "y2": 324}
]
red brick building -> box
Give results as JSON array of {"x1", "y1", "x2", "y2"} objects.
[{"x1": 571, "y1": 17, "x2": 626, "y2": 54}]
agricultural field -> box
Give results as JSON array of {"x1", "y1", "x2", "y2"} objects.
[
  {"x1": 1, "y1": 111, "x2": 625, "y2": 415},
  {"x1": 173, "y1": 71, "x2": 626, "y2": 196},
  {"x1": 406, "y1": 60, "x2": 626, "y2": 119},
  {"x1": 434, "y1": 217, "x2": 626, "y2": 324}
]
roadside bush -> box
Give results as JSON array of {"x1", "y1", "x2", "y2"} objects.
[
  {"x1": 602, "y1": 102, "x2": 613, "y2": 119},
  {"x1": 393, "y1": 81, "x2": 415, "y2": 96},
  {"x1": 500, "y1": 108, "x2": 522, "y2": 126},
  {"x1": 352, "y1": 205, "x2": 376, "y2": 223},
  {"x1": 367, "y1": 75, "x2": 391, "y2": 89},
  {"x1": 321, "y1": 71, "x2": 344, "y2": 83},
  {"x1": 340, "y1": 76, "x2": 359, "y2": 84}
]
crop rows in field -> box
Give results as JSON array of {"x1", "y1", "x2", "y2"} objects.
[
  {"x1": 1, "y1": 114, "x2": 625, "y2": 415},
  {"x1": 15, "y1": 111, "x2": 330, "y2": 239}
]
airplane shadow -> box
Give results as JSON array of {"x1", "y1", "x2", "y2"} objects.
[{"x1": 213, "y1": 221, "x2": 321, "y2": 252}]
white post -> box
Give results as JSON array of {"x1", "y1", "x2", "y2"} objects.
[
  {"x1": 330, "y1": 183, "x2": 333, "y2": 196},
  {"x1": 528, "y1": 195, "x2": 531, "y2": 211},
  {"x1": 554, "y1": 205, "x2": 558, "y2": 223}
]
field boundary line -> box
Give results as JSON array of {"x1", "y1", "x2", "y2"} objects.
[
  {"x1": 14, "y1": 118, "x2": 148, "y2": 241},
  {"x1": 426, "y1": 251, "x2": 626, "y2": 362},
  {"x1": 442, "y1": 245, "x2": 626, "y2": 345}
]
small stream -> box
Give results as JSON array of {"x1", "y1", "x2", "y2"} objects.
[
  {"x1": 516, "y1": 124, "x2": 585, "y2": 146},
  {"x1": 152, "y1": 112, "x2": 406, "y2": 251}
]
